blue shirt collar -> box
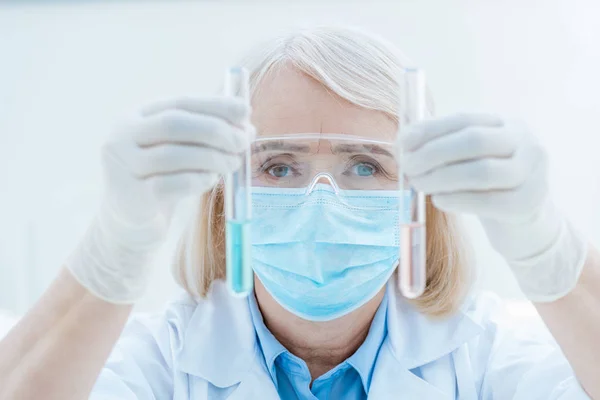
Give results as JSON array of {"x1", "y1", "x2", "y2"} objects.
[
  {"x1": 247, "y1": 292, "x2": 288, "y2": 380},
  {"x1": 247, "y1": 289, "x2": 388, "y2": 393},
  {"x1": 346, "y1": 289, "x2": 388, "y2": 391}
]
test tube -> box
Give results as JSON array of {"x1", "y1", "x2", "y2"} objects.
[
  {"x1": 398, "y1": 68, "x2": 427, "y2": 299},
  {"x1": 224, "y1": 67, "x2": 253, "y2": 297}
]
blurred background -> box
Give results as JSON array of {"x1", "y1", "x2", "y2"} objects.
[{"x1": 1, "y1": 0, "x2": 599, "y2": 315}]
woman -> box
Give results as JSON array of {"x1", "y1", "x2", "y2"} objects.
[{"x1": 0, "y1": 26, "x2": 599, "y2": 400}]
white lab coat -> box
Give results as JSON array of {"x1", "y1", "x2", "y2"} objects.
[{"x1": 91, "y1": 281, "x2": 590, "y2": 399}]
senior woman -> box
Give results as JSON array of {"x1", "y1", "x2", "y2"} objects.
[{"x1": 1, "y1": 26, "x2": 599, "y2": 400}]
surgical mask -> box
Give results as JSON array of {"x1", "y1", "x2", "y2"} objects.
[{"x1": 249, "y1": 134, "x2": 410, "y2": 321}]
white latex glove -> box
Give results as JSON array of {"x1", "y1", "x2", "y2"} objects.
[
  {"x1": 67, "y1": 97, "x2": 254, "y2": 303},
  {"x1": 401, "y1": 113, "x2": 588, "y2": 302}
]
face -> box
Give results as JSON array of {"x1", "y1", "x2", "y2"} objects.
[
  {"x1": 251, "y1": 64, "x2": 399, "y2": 191},
  {"x1": 249, "y1": 65, "x2": 395, "y2": 324}
]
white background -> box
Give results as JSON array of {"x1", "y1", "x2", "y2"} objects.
[{"x1": 1, "y1": 0, "x2": 599, "y2": 314}]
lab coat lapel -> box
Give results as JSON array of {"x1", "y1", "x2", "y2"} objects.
[
  {"x1": 383, "y1": 283, "x2": 484, "y2": 369},
  {"x1": 176, "y1": 282, "x2": 267, "y2": 390},
  {"x1": 366, "y1": 282, "x2": 485, "y2": 399},
  {"x1": 368, "y1": 341, "x2": 454, "y2": 399}
]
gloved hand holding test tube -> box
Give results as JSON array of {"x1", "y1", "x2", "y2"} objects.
[
  {"x1": 398, "y1": 68, "x2": 428, "y2": 298},
  {"x1": 224, "y1": 67, "x2": 254, "y2": 297}
]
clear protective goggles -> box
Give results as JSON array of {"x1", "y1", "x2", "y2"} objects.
[{"x1": 250, "y1": 133, "x2": 401, "y2": 196}]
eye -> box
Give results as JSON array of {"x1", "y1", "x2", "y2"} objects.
[
  {"x1": 267, "y1": 164, "x2": 291, "y2": 178},
  {"x1": 352, "y1": 162, "x2": 377, "y2": 177}
]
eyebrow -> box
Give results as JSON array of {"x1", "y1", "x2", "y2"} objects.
[
  {"x1": 251, "y1": 141, "x2": 395, "y2": 158},
  {"x1": 332, "y1": 143, "x2": 395, "y2": 158},
  {"x1": 251, "y1": 141, "x2": 312, "y2": 154}
]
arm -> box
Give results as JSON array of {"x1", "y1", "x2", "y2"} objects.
[
  {"x1": 0, "y1": 269, "x2": 132, "y2": 399},
  {"x1": 402, "y1": 113, "x2": 599, "y2": 398},
  {"x1": 0, "y1": 96, "x2": 252, "y2": 399},
  {"x1": 479, "y1": 291, "x2": 592, "y2": 400},
  {"x1": 535, "y1": 246, "x2": 600, "y2": 398}
]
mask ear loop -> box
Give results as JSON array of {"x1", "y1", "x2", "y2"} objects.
[{"x1": 305, "y1": 172, "x2": 341, "y2": 196}]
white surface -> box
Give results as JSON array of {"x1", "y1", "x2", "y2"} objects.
[{"x1": 1, "y1": 0, "x2": 599, "y2": 313}]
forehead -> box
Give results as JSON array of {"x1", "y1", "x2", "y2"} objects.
[{"x1": 251, "y1": 65, "x2": 397, "y2": 142}]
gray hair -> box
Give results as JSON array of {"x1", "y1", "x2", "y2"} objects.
[{"x1": 242, "y1": 26, "x2": 433, "y2": 120}]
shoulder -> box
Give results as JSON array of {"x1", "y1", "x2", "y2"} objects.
[
  {"x1": 462, "y1": 290, "x2": 553, "y2": 348},
  {"x1": 105, "y1": 291, "x2": 200, "y2": 376},
  {"x1": 459, "y1": 291, "x2": 555, "y2": 362},
  {"x1": 93, "y1": 281, "x2": 243, "y2": 398},
  {"x1": 126, "y1": 292, "x2": 197, "y2": 337},
  {"x1": 119, "y1": 280, "x2": 252, "y2": 361},
  {"x1": 458, "y1": 292, "x2": 588, "y2": 399},
  {"x1": 123, "y1": 281, "x2": 232, "y2": 350}
]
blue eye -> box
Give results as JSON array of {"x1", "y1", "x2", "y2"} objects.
[
  {"x1": 268, "y1": 165, "x2": 291, "y2": 178},
  {"x1": 353, "y1": 163, "x2": 376, "y2": 177}
]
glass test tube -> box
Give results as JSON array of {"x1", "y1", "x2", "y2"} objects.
[
  {"x1": 224, "y1": 67, "x2": 253, "y2": 297},
  {"x1": 398, "y1": 68, "x2": 427, "y2": 299}
]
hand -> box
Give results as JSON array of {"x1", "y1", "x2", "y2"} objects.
[
  {"x1": 67, "y1": 97, "x2": 254, "y2": 303},
  {"x1": 401, "y1": 113, "x2": 587, "y2": 302}
]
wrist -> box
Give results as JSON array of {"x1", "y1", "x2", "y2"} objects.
[
  {"x1": 509, "y1": 218, "x2": 588, "y2": 302},
  {"x1": 65, "y1": 202, "x2": 167, "y2": 304},
  {"x1": 483, "y1": 197, "x2": 563, "y2": 262},
  {"x1": 481, "y1": 198, "x2": 588, "y2": 302}
]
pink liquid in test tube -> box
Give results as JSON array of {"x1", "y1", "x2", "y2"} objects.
[
  {"x1": 400, "y1": 223, "x2": 426, "y2": 298},
  {"x1": 398, "y1": 68, "x2": 427, "y2": 298}
]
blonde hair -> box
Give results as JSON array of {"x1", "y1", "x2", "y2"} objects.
[{"x1": 173, "y1": 26, "x2": 473, "y2": 317}]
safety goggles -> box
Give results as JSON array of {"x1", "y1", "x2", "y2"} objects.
[{"x1": 250, "y1": 133, "x2": 402, "y2": 198}]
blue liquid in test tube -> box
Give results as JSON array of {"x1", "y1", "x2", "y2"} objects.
[
  {"x1": 224, "y1": 67, "x2": 253, "y2": 297},
  {"x1": 226, "y1": 220, "x2": 252, "y2": 294}
]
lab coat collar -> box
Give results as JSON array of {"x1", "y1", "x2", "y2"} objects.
[
  {"x1": 368, "y1": 341, "x2": 452, "y2": 399},
  {"x1": 175, "y1": 280, "x2": 484, "y2": 395},
  {"x1": 365, "y1": 283, "x2": 485, "y2": 399},
  {"x1": 176, "y1": 281, "x2": 259, "y2": 388},
  {"x1": 383, "y1": 282, "x2": 484, "y2": 369}
]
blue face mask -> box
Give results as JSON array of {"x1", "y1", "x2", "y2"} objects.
[{"x1": 251, "y1": 184, "x2": 409, "y2": 321}]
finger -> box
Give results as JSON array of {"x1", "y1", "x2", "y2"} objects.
[
  {"x1": 134, "y1": 145, "x2": 242, "y2": 178},
  {"x1": 403, "y1": 126, "x2": 518, "y2": 177},
  {"x1": 402, "y1": 113, "x2": 504, "y2": 152},
  {"x1": 148, "y1": 172, "x2": 220, "y2": 200},
  {"x1": 141, "y1": 96, "x2": 250, "y2": 126},
  {"x1": 409, "y1": 157, "x2": 530, "y2": 194},
  {"x1": 430, "y1": 169, "x2": 548, "y2": 221},
  {"x1": 131, "y1": 109, "x2": 254, "y2": 153}
]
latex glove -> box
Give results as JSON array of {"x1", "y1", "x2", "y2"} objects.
[
  {"x1": 67, "y1": 97, "x2": 254, "y2": 303},
  {"x1": 401, "y1": 113, "x2": 587, "y2": 302}
]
